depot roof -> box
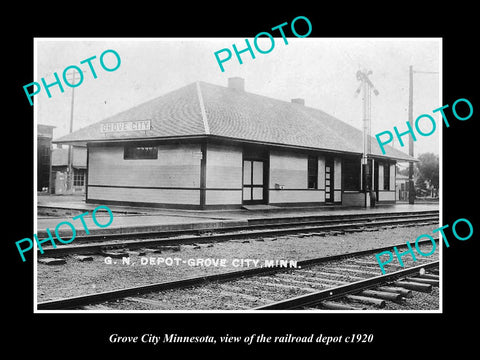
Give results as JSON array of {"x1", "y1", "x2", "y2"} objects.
[{"x1": 54, "y1": 80, "x2": 415, "y2": 161}]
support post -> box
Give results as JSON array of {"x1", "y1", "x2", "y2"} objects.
[{"x1": 408, "y1": 65, "x2": 415, "y2": 204}]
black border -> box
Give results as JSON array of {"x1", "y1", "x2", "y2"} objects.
[{"x1": 8, "y1": 5, "x2": 478, "y2": 356}]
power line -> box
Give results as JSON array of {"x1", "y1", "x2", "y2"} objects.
[{"x1": 413, "y1": 70, "x2": 439, "y2": 74}]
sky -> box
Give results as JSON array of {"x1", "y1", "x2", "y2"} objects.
[{"x1": 35, "y1": 38, "x2": 441, "y2": 160}]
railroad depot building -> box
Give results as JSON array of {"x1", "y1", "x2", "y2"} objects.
[{"x1": 54, "y1": 77, "x2": 414, "y2": 209}]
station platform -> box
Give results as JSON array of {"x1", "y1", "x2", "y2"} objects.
[{"x1": 36, "y1": 194, "x2": 440, "y2": 237}]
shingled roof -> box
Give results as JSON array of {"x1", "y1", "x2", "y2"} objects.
[{"x1": 54, "y1": 80, "x2": 414, "y2": 161}]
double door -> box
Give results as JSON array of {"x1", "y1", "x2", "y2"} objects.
[{"x1": 243, "y1": 159, "x2": 267, "y2": 204}]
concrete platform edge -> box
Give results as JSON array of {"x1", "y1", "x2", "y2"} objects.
[{"x1": 37, "y1": 219, "x2": 249, "y2": 238}]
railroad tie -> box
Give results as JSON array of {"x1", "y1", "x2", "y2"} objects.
[
  {"x1": 405, "y1": 277, "x2": 439, "y2": 287},
  {"x1": 377, "y1": 286, "x2": 413, "y2": 298},
  {"x1": 394, "y1": 281, "x2": 432, "y2": 292},
  {"x1": 327, "y1": 231, "x2": 345, "y2": 236},
  {"x1": 74, "y1": 255, "x2": 94, "y2": 262},
  {"x1": 296, "y1": 233, "x2": 311, "y2": 238},
  {"x1": 263, "y1": 237, "x2": 278, "y2": 241},
  {"x1": 309, "y1": 232, "x2": 326, "y2": 237},
  {"x1": 321, "y1": 301, "x2": 366, "y2": 311},
  {"x1": 100, "y1": 250, "x2": 129, "y2": 258},
  {"x1": 38, "y1": 258, "x2": 67, "y2": 265},
  {"x1": 418, "y1": 273, "x2": 440, "y2": 280},
  {"x1": 126, "y1": 250, "x2": 146, "y2": 256},
  {"x1": 345, "y1": 295, "x2": 386, "y2": 308},
  {"x1": 359, "y1": 289, "x2": 403, "y2": 302}
]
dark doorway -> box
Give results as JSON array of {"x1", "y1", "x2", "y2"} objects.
[{"x1": 325, "y1": 157, "x2": 334, "y2": 203}]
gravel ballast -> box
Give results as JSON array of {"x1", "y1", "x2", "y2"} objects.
[{"x1": 37, "y1": 224, "x2": 442, "y2": 303}]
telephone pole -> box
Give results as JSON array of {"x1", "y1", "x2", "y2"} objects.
[
  {"x1": 65, "y1": 69, "x2": 86, "y2": 192},
  {"x1": 408, "y1": 66, "x2": 439, "y2": 204},
  {"x1": 408, "y1": 65, "x2": 415, "y2": 204},
  {"x1": 356, "y1": 69, "x2": 379, "y2": 207}
]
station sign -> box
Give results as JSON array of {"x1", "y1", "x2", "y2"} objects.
[{"x1": 100, "y1": 120, "x2": 151, "y2": 133}]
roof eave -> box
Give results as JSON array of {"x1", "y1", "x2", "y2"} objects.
[
  {"x1": 368, "y1": 153, "x2": 418, "y2": 162},
  {"x1": 52, "y1": 134, "x2": 417, "y2": 162},
  {"x1": 52, "y1": 134, "x2": 209, "y2": 146}
]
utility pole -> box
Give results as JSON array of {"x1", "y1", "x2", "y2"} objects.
[
  {"x1": 356, "y1": 69, "x2": 379, "y2": 207},
  {"x1": 407, "y1": 66, "x2": 439, "y2": 204},
  {"x1": 65, "y1": 69, "x2": 85, "y2": 193},
  {"x1": 408, "y1": 65, "x2": 415, "y2": 204}
]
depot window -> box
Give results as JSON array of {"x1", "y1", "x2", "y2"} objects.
[
  {"x1": 343, "y1": 157, "x2": 361, "y2": 191},
  {"x1": 73, "y1": 169, "x2": 86, "y2": 186},
  {"x1": 383, "y1": 163, "x2": 390, "y2": 190},
  {"x1": 124, "y1": 145, "x2": 158, "y2": 160},
  {"x1": 307, "y1": 155, "x2": 318, "y2": 189}
]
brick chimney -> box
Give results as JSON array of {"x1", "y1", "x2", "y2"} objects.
[
  {"x1": 228, "y1": 77, "x2": 245, "y2": 91},
  {"x1": 291, "y1": 98, "x2": 305, "y2": 105}
]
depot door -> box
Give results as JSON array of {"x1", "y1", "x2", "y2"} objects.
[
  {"x1": 243, "y1": 159, "x2": 267, "y2": 204},
  {"x1": 325, "y1": 158, "x2": 334, "y2": 203}
]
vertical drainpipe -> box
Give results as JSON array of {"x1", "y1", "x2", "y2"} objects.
[
  {"x1": 200, "y1": 141, "x2": 207, "y2": 209},
  {"x1": 85, "y1": 144, "x2": 89, "y2": 203}
]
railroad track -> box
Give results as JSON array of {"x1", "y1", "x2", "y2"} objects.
[
  {"x1": 255, "y1": 262, "x2": 439, "y2": 310},
  {"x1": 37, "y1": 240, "x2": 440, "y2": 311},
  {"x1": 38, "y1": 210, "x2": 439, "y2": 257}
]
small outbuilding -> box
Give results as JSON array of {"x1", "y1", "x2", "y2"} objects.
[{"x1": 54, "y1": 77, "x2": 415, "y2": 209}]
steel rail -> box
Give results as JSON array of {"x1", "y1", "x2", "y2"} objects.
[
  {"x1": 253, "y1": 261, "x2": 440, "y2": 310},
  {"x1": 38, "y1": 213, "x2": 438, "y2": 256},
  {"x1": 37, "y1": 239, "x2": 438, "y2": 310},
  {"x1": 38, "y1": 210, "x2": 439, "y2": 241}
]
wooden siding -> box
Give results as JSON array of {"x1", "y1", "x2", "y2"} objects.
[
  {"x1": 205, "y1": 144, "x2": 242, "y2": 206},
  {"x1": 269, "y1": 150, "x2": 307, "y2": 189},
  {"x1": 206, "y1": 144, "x2": 242, "y2": 189},
  {"x1": 87, "y1": 143, "x2": 202, "y2": 205},
  {"x1": 88, "y1": 186, "x2": 200, "y2": 205},
  {"x1": 89, "y1": 144, "x2": 201, "y2": 188},
  {"x1": 205, "y1": 190, "x2": 242, "y2": 205},
  {"x1": 269, "y1": 150, "x2": 325, "y2": 204},
  {"x1": 334, "y1": 157, "x2": 342, "y2": 202},
  {"x1": 269, "y1": 190, "x2": 325, "y2": 204},
  {"x1": 334, "y1": 190, "x2": 342, "y2": 202}
]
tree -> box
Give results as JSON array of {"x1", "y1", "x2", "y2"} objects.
[{"x1": 415, "y1": 152, "x2": 439, "y2": 197}]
